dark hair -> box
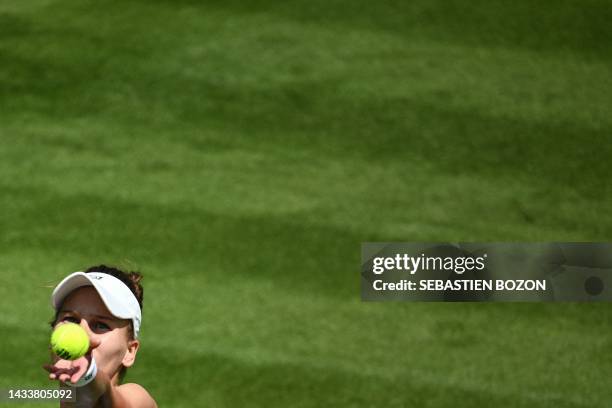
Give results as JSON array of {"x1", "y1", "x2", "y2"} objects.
[
  {"x1": 50, "y1": 265, "x2": 145, "y2": 383},
  {"x1": 84, "y1": 265, "x2": 144, "y2": 312}
]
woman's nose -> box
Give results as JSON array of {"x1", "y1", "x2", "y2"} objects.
[
  {"x1": 78, "y1": 319, "x2": 97, "y2": 338},
  {"x1": 78, "y1": 320, "x2": 101, "y2": 349}
]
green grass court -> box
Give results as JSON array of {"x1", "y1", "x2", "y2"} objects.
[{"x1": 1, "y1": 0, "x2": 612, "y2": 406}]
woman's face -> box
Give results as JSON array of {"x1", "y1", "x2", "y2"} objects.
[{"x1": 53, "y1": 286, "x2": 139, "y2": 381}]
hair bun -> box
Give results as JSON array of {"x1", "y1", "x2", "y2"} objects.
[{"x1": 128, "y1": 272, "x2": 144, "y2": 300}]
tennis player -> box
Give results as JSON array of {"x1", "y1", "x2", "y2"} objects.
[{"x1": 43, "y1": 265, "x2": 157, "y2": 407}]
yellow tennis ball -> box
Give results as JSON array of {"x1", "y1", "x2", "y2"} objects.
[{"x1": 50, "y1": 323, "x2": 90, "y2": 360}]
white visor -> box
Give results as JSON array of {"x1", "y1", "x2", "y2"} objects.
[{"x1": 51, "y1": 271, "x2": 142, "y2": 338}]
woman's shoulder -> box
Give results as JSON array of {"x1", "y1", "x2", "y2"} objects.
[{"x1": 116, "y1": 382, "x2": 158, "y2": 407}]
